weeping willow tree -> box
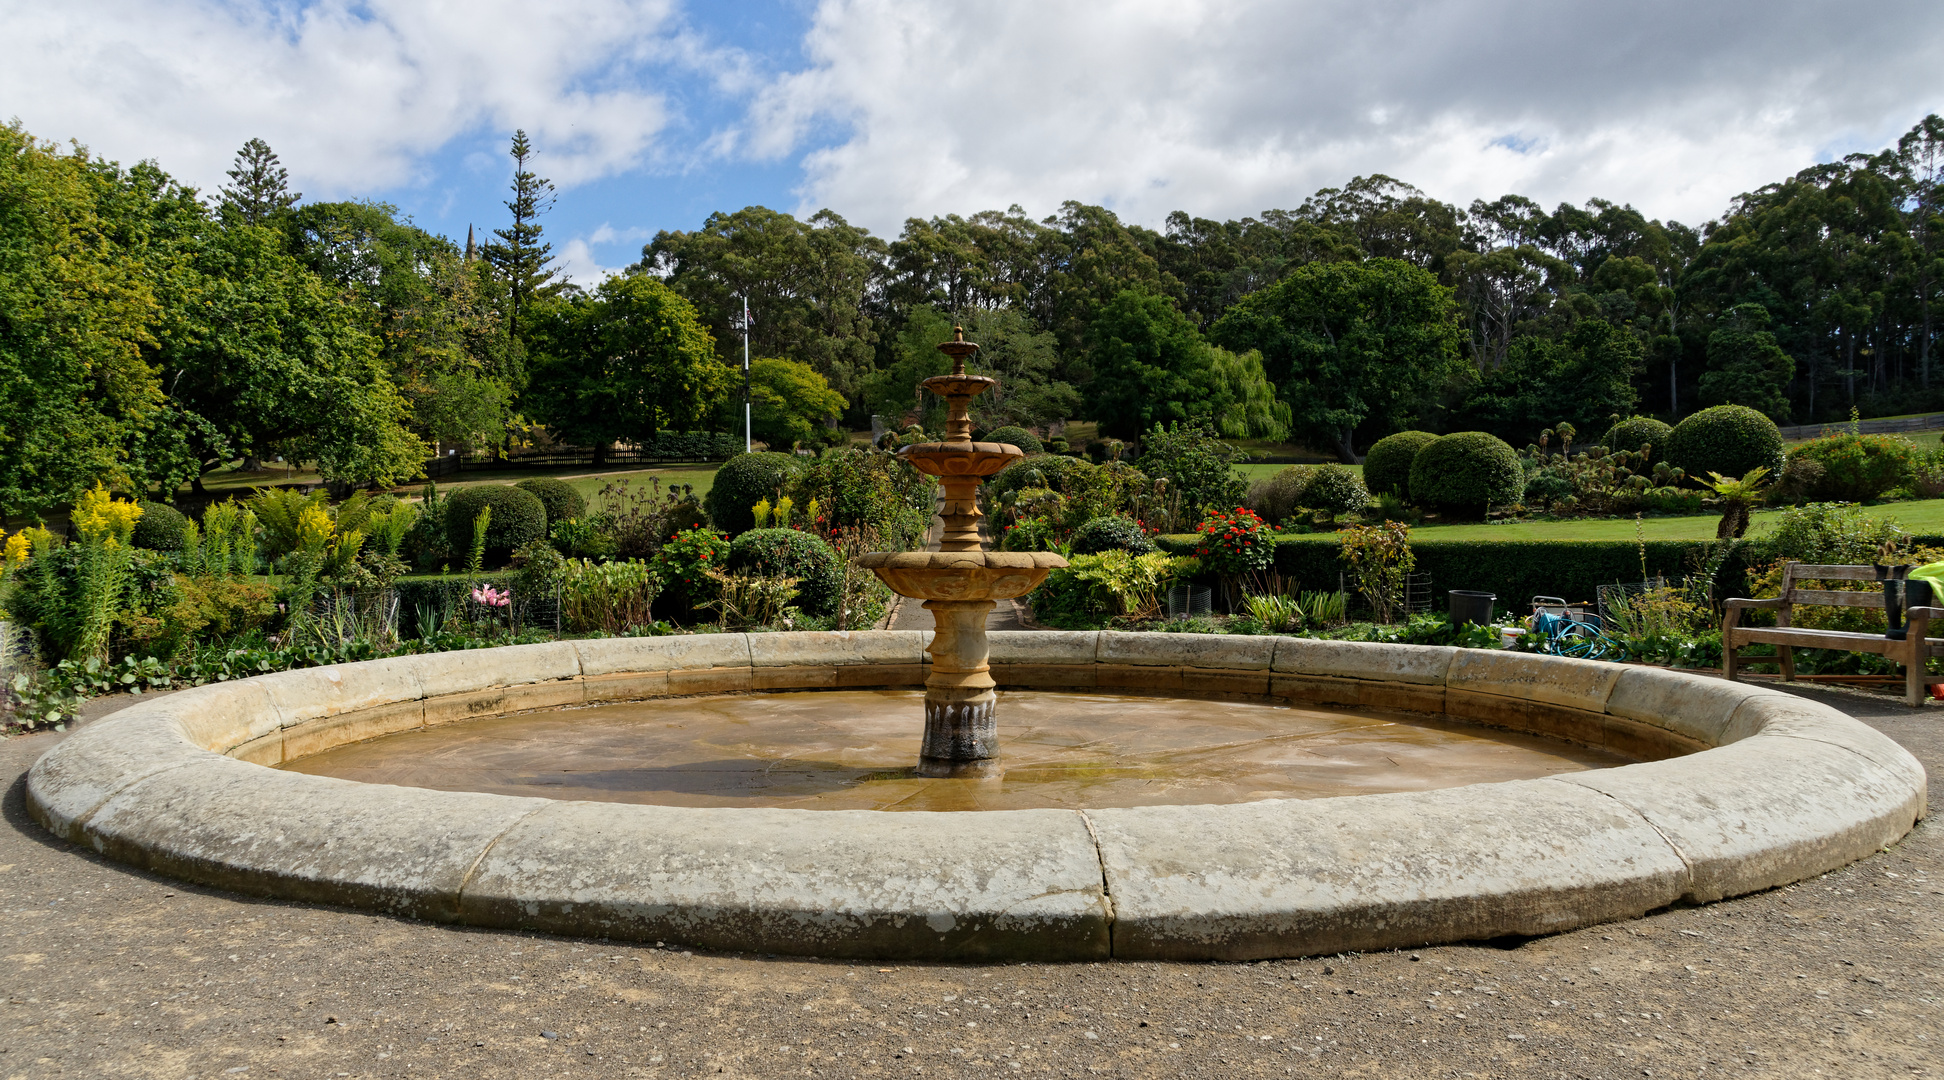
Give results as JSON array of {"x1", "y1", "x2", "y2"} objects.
[{"x1": 1205, "y1": 346, "x2": 1291, "y2": 441}]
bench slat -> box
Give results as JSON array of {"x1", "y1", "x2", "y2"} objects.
[
  {"x1": 1790, "y1": 588, "x2": 1886, "y2": 609},
  {"x1": 1731, "y1": 627, "x2": 1904, "y2": 652},
  {"x1": 1785, "y1": 564, "x2": 1886, "y2": 581}
]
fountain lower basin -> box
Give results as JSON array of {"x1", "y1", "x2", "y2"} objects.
[{"x1": 25, "y1": 631, "x2": 1927, "y2": 961}]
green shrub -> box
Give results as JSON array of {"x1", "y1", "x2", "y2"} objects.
[
  {"x1": 1603, "y1": 416, "x2": 1674, "y2": 465},
  {"x1": 704, "y1": 452, "x2": 806, "y2": 535},
  {"x1": 1026, "y1": 566, "x2": 1116, "y2": 629},
  {"x1": 514, "y1": 477, "x2": 586, "y2": 526},
  {"x1": 726, "y1": 528, "x2": 842, "y2": 618},
  {"x1": 133, "y1": 501, "x2": 192, "y2": 552},
  {"x1": 1068, "y1": 515, "x2": 1156, "y2": 555},
  {"x1": 1304, "y1": 464, "x2": 1368, "y2": 518},
  {"x1": 1782, "y1": 433, "x2": 1916, "y2": 502},
  {"x1": 988, "y1": 453, "x2": 1097, "y2": 501},
  {"x1": 1408, "y1": 431, "x2": 1524, "y2": 513},
  {"x1": 1363, "y1": 431, "x2": 1436, "y2": 498},
  {"x1": 1664, "y1": 405, "x2": 1784, "y2": 483},
  {"x1": 1245, "y1": 466, "x2": 1314, "y2": 523},
  {"x1": 444, "y1": 485, "x2": 547, "y2": 562},
  {"x1": 984, "y1": 426, "x2": 1043, "y2": 454},
  {"x1": 1155, "y1": 534, "x2": 1761, "y2": 612}
]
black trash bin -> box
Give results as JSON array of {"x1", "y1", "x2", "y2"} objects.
[{"x1": 1449, "y1": 590, "x2": 1497, "y2": 629}]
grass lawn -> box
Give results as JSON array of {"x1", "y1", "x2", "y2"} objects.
[
  {"x1": 1391, "y1": 498, "x2": 1944, "y2": 542},
  {"x1": 418, "y1": 466, "x2": 719, "y2": 506},
  {"x1": 1236, "y1": 462, "x2": 1361, "y2": 482}
]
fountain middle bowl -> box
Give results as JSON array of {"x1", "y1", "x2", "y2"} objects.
[{"x1": 856, "y1": 550, "x2": 1064, "y2": 599}]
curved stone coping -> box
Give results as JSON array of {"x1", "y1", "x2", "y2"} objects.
[{"x1": 26, "y1": 632, "x2": 1928, "y2": 961}]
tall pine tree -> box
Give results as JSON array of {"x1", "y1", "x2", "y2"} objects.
[
  {"x1": 482, "y1": 130, "x2": 559, "y2": 326},
  {"x1": 219, "y1": 138, "x2": 300, "y2": 225}
]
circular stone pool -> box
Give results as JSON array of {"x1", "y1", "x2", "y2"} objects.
[{"x1": 283, "y1": 690, "x2": 1629, "y2": 811}]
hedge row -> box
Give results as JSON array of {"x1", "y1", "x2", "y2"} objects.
[
  {"x1": 1156, "y1": 535, "x2": 1768, "y2": 607},
  {"x1": 638, "y1": 430, "x2": 746, "y2": 460}
]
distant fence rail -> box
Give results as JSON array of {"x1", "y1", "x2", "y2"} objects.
[{"x1": 1776, "y1": 414, "x2": 1944, "y2": 441}]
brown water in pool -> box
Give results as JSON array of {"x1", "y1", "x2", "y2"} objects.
[{"x1": 282, "y1": 690, "x2": 1629, "y2": 811}]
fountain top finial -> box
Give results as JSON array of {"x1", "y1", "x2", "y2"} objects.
[{"x1": 936, "y1": 324, "x2": 979, "y2": 375}]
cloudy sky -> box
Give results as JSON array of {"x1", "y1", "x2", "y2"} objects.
[{"x1": 6, "y1": 0, "x2": 1942, "y2": 282}]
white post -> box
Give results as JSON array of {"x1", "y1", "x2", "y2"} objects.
[{"x1": 742, "y1": 292, "x2": 752, "y2": 453}]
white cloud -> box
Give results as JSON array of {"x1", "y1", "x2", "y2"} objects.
[
  {"x1": 751, "y1": 0, "x2": 1944, "y2": 231},
  {"x1": 0, "y1": 0, "x2": 704, "y2": 196}
]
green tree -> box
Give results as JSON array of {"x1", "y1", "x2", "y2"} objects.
[
  {"x1": 1086, "y1": 290, "x2": 1218, "y2": 440},
  {"x1": 750, "y1": 357, "x2": 846, "y2": 447},
  {"x1": 639, "y1": 206, "x2": 883, "y2": 398},
  {"x1": 0, "y1": 124, "x2": 167, "y2": 515},
  {"x1": 1211, "y1": 258, "x2": 1463, "y2": 462},
  {"x1": 480, "y1": 130, "x2": 559, "y2": 326},
  {"x1": 292, "y1": 201, "x2": 519, "y2": 450},
  {"x1": 1453, "y1": 317, "x2": 1642, "y2": 443},
  {"x1": 218, "y1": 138, "x2": 300, "y2": 226},
  {"x1": 525, "y1": 275, "x2": 733, "y2": 463},
  {"x1": 1699, "y1": 303, "x2": 1795, "y2": 421},
  {"x1": 162, "y1": 223, "x2": 428, "y2": 489}
]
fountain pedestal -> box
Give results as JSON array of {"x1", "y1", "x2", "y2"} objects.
[{"x1": 858, "y1": 327, "x2": 1067, "y2": 773}]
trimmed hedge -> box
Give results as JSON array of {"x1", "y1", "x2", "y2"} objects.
[
  {"x1": 1408, "y1": 431, "x2": 1524, "y2": 512},
  {"x1": 704, "y1": 452, "x2": 806, "y2": 535},
  {"x1": 1068, "y1": 515, "x2": 1156, "y2": 555},
  {"x1": 1665, "y1": 405, "x2": 1785, "y2": 482},
  {"x1": 1363, "y1": 431, "x2": 1436, "y2": 498},
  {"x1": 987, "y1": 453, "x2": 1100, "y2": 501},
  {"x1": 638, "y1": 430, "x2": 744, "y2": 460},
  {"x1": 726, "y1": 528, "x2": 842, "y2": 617},
  {"x1": 445, "y1": 485, "x2": 548, "y2": 559},
  {"x1": 133, "y1": 501, "x2": 192, "y2": 552},
  {"x1": 984, "y1": 426, "x2": 1044, "y2": 455},
  {"x1": 515, "y1": 477, "x2": 586, "y2": 526},
  {"x1": 1155, "y1": 534, "x2": 1761, "y2": 610},
  {"x1": 1602, "y1": 416, "x2": 1674, "y2": 464}
]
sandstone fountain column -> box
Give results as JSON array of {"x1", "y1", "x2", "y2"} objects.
[{"x1": 858, "y1": 328, "x2": 1066, "y2": 776}]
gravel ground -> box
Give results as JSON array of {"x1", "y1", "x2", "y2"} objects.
[{"x1": 0, "y1": 684, "x2": 1936, "y2": 1079}]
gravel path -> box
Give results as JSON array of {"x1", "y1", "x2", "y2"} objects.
[{"x1": 0, "y1": 684, "x2": 1935, "y2": 1079}]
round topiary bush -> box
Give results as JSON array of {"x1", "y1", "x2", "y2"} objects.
[
  {"x1": 987, "y1": 453, "x2": 1099, "y2": 502},
  {"x1": 1664, "y1": 405, "x2": 1785, "y2": 484},
  {"x1": 515, "y1": 477, "x2": 586, "y2": 526},
  {"x1": 1409, "y1": 432, "x2": 1525, "y2": 513},
  {"x1": 1067, "y1": 515, "x2": 1156, "y2": 555},
  {"x1": 1363, "y1": 431, "x2": 1437, "y2": 499},
  {"x1": 726, "y1": 528, "x2": 842, "y2": 618},
  {"x1": 1602, "y1": 416, "x2": 1674, "y2": 465},
  {"x1": 1304, "y1": 464, "x2": 1369, "y2": 518},
  {"x1": 133, "y1": 501, "x2": 191, "y2": 552},
  {"x1": 445, "y1": 485, "x2": 548, "y2": 562},
  {"x1": 984, "y1": 426, "x2": 1043, "y2": 455},
  {"x1": 704, "y1": 452, "x2": 807, "y2": 535}
]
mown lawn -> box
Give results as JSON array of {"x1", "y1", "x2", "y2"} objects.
[{"x1": 1400, "y1": 498, "x2": 1944, "y2": 542}]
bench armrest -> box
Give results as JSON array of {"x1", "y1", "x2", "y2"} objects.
[{"x1": 1723, "y1": 597, "x2": 1784, "y2": 610}]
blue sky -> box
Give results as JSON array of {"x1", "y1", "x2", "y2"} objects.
[
  {"x1": 374, "y1": 0, "x2": 823, "y2": 279},
  {"x1": 6, "y1": 0, "x2": 1943, "y2": 284}
]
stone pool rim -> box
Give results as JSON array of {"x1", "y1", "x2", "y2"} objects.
[{"x1": 26, "y1": 631, "x2": 1929, "y2": 961}]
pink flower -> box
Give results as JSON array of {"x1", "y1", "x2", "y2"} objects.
[{"x1": 472, "y1": 585, "x2": 511, "y2": 608}]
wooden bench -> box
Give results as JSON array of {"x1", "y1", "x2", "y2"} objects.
[{"x1": 1722, "y1": 562, "x2": 1944, "y2": 706}]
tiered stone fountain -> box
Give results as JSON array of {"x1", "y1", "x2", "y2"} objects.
[{"x1": 857, "y1": 328, "x2": 1067, "y2": 776}]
